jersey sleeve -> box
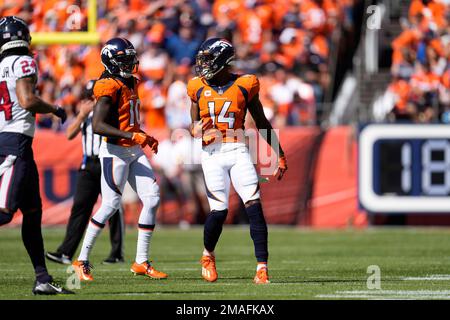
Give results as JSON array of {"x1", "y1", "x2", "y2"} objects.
[
  {"x1": 12, "y1": 55, "x2": 38, "y2": 79},
  {"x1": 187, "y1": 77, "x2": 200, "y2": 103},
  {"x1": 247, "y1": 74, "x2": 260, "y2": 102},
  {"x1": 93, "y1": 78, "x2": 120, "y2": 102},
  {"x1": 239, "y1": 74, "x2": 260, "y2": 102}
]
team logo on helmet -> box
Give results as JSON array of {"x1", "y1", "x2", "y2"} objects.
[
  {"x1": 100, "y1": 38, "x2": 139, "y2": 78},
  {"x1": 195, "y1": 38, "x2": 235, "y2": 80}
]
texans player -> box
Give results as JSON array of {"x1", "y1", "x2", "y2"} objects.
[
  {"x1": 188, "y1": 38, "x2": 288, "y2": 284},
  {"x1": 0, "y1": 16, "x2": 72, "y2": 294},
  {"x1": 72, "y1": 38, "x2": 168, "y2": 281}
]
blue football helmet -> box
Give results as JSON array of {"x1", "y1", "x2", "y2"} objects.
[
  {"x1": 0, "y1": 16, "x2": 31, "y2": 54},
  {"x1": 100, "y1": 38, "x2": 139, "y2": 78},
  {"x1": 195, "y1": 38, "x2": 235, "y2": 80}
]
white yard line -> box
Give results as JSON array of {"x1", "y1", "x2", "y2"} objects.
[
  {"x1": 317, "y1": 290, "x2": 450, "y2": 300},
  {"x1": 402, "y1": 274, "x2": 450, "y2": 281}
]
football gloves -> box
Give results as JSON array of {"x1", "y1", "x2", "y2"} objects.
[
  {"x1": 191, "y1": 118, "x2": 216, "y2": 145},
  {"x1": 145, "y1": 135, "x2": 159, "y2": 154},
  {"x1": 273, "y1": 154, "x2": 287, "y2": 180},
  {"x1": 132, "y1": 132, "x2": 158, "y2": 153}
]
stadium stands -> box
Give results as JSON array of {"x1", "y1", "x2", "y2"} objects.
[
  {"x1": 1, "y1": 0, "x2": 361, "y2": 227},
  {"x1": 384, "y1": 0, "x2": 449, "y2": 123},
  {"x1": 1, "y1": 0, "x2": 357, "y2": 130}
]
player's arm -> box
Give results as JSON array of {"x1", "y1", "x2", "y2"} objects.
[
  {"x1": 15, "y1": 76, "x2": 66, "y2": 122},
  {"x1": 190, "y1": 100, "x2": 200, "y2": 128},
  {"x1": 190, "y1": 100, "x2": 213, "y2": 138},
  {"x1": 92, "y1": 96, "x2": 157, "y2": 151},
  {"x1": 66, "y1": 100, "x2": 93, "y2": 140},
  {"x1": 248, "y1": 94, "x2": 287, "y2": 180},
  {"x1": 65, "y1": 115, "x2": 84, "y2": 140},
  {"x1": 92, "y1": 96, "x2": 133, "y2": 139}
]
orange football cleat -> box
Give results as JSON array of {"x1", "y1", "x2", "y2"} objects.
[
  {"x1": 72, "y1": 260, "x2": 94, "y2": 281},
  {"x1": 254, "y1": 267, "x2": 270, "y2": 284},
  {"x1": 200, "y1": 255, "x2": 218, "y2": 282},
  {"x1": 130, "y1": 261, "x2": 168, "y2": 279}
]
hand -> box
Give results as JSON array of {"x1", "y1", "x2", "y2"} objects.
[
  {"x1": 132, "y1": 132, "x2": 159, "y2": 153},
  {"x1": 202, "y1": 129, "x2": 217, "y2": 145},
  {"x1": 273, "y1": 154, "x2": 287, "y2": 181},
  {"x1": 54, "y1": 106, "x2": 67, "y2": 124},
  {"x1": 191, "y1": 118, "x2": 213, "y2": 138},
  {"x1": 146, "y1": 135, "x2": 159, "y2": 154},
  {"x1": 131, "y1": 132, "x2": 148, "y2": 147}
]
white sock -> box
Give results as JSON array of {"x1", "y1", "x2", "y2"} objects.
[
  {"x1": 203, "y1": 248, "x2": 214, "y2": 257},
  {"x1": 78, "y1": 222, "x2": 103, "y2": 261},
  {"x1": 257, "y1": 263, "x2": 267, "y2": 271},
  {"x1": 136, "y1": 228, "x2": 153, "y2": 264}
]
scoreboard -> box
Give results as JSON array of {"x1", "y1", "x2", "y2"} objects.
[{"x1": 359, "y1": 124, "x2": 450, "y2": 213}]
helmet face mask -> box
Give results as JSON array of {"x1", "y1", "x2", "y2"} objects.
[
  {"x1": 112, "y1": 50, "x2": 139, "y2": 78},
  {"x1": 195, "y1": 51, "x2": 216, "y2": 80},
  {"x1": 195, "y1": 38, "x2": 235, "y2": 80},
  {"x1": 101, "y1": 38, "x2": 139, "y2": 78}
]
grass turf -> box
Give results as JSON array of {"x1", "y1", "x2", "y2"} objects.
[{"x1": 0, "y1": 226, "x2": 450, "y2": 300}]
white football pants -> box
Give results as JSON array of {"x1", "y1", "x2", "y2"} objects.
[
  {"x1": 201, "y1": 142, "x2": 260, "y2": 212},
  {"x1": 94, "y1": 143, "x2": 159, "y2": 225}
]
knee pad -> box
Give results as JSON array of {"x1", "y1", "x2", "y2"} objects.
[
  {"x1": 138, "y1": 195, "x2": 160, "y2": 226},
  {"x1": 0, "y1": 211, "x2": 14, "y2": 226},
  {"x1": 103, "y1": 198, "x2": 122, "y2": 210},
  {"x1": 92, "y1": 203, "x2": 119, "y2": 225}
]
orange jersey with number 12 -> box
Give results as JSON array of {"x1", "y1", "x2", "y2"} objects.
[
  {"x1": 93, "y1": 77, "x2": 141, "y2": 147},
  {"x1": 187, "y1": 74, "x2": 259, "y2": 143}
]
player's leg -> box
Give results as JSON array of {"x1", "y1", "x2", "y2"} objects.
[
  {"x1": 2, "y1": 155, "x2": 50, "y2": 283},
  {"x1": 19, "y1": 157, "x2": 73, "y2": 294},
  {"x1": 1, "y1": 154, "x2": 51, "y2": 281},
  {"x1": 74, "y1": 154, "x2": 129, "y2": 280},
  {"x1": 200, "y1": 151, "x2": 231, "y2": 282},
  {"x1": 0, "y1": 155, "x2": 18, "y2": 225},
  {"x1": 48, "y1": 163, "x2": 100, "y2": 263},
  {"x1": 230, "y1": 147, "x2": 269, "y2": 284},
  {"x1": 127, "y1": 152, "x2": 167, "y2": 279},
  {"x1": 104, "y1": 207, "x2": 125, "y2": 264}
]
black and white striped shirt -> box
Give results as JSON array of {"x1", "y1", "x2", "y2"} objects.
[{"x1": 81, "y1": 111, "x2": 102, "y2": 157}]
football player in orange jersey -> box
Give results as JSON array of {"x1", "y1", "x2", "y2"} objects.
[
  {"x1": 188, "y1": 38, "x2": 288, "y2": 284},
  {"x1": 72, "y1": 38, "x2": 168, "y2": 281}
]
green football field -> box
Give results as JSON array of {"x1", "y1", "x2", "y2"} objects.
[{"x1": 1, "y1": 226, "x2": 450, "y2": 300}]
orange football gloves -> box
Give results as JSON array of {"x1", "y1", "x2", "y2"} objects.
[
  {"x1": 273, "y1": 154, "x2": 287, "y2": 180},
  {"x1": 131, "y1": 132, "x2": 158, "y2": 153},
  {"x1": 191, "y1": 118, "x2": 216, "y2": 145},
  {"x1": 191, "y1": 118, "x2": 213, "y2": 137},
  {"x1": 131, "y1": 132, "x2": 147, "y2": 146}
]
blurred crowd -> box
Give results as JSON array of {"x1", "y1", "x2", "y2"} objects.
[
  {"x1": 1, "y1": 0, "x2": 357, "y2": 130},
  {"x1": 386, "y1": 0, "x2": 450, "y2": 123},
  {"x1": 1, "y1": 0, "x2": 359, "y2": 225}
]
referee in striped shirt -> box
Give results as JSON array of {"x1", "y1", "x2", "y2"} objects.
[{"x1": 46, "y1": 80, "x2": 124, "y2": 265}]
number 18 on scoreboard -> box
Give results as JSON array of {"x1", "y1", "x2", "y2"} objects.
[{"x1": 358, "y1": 124, "x2": 450, "y2": 213}]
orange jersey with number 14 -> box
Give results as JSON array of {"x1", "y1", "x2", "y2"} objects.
[
  {"x1": 187, "y1": 74, "x2": 259, "y2": 143},
  {"x1": 93, "y1": 77, "x2": 141, "y2": 147}
]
